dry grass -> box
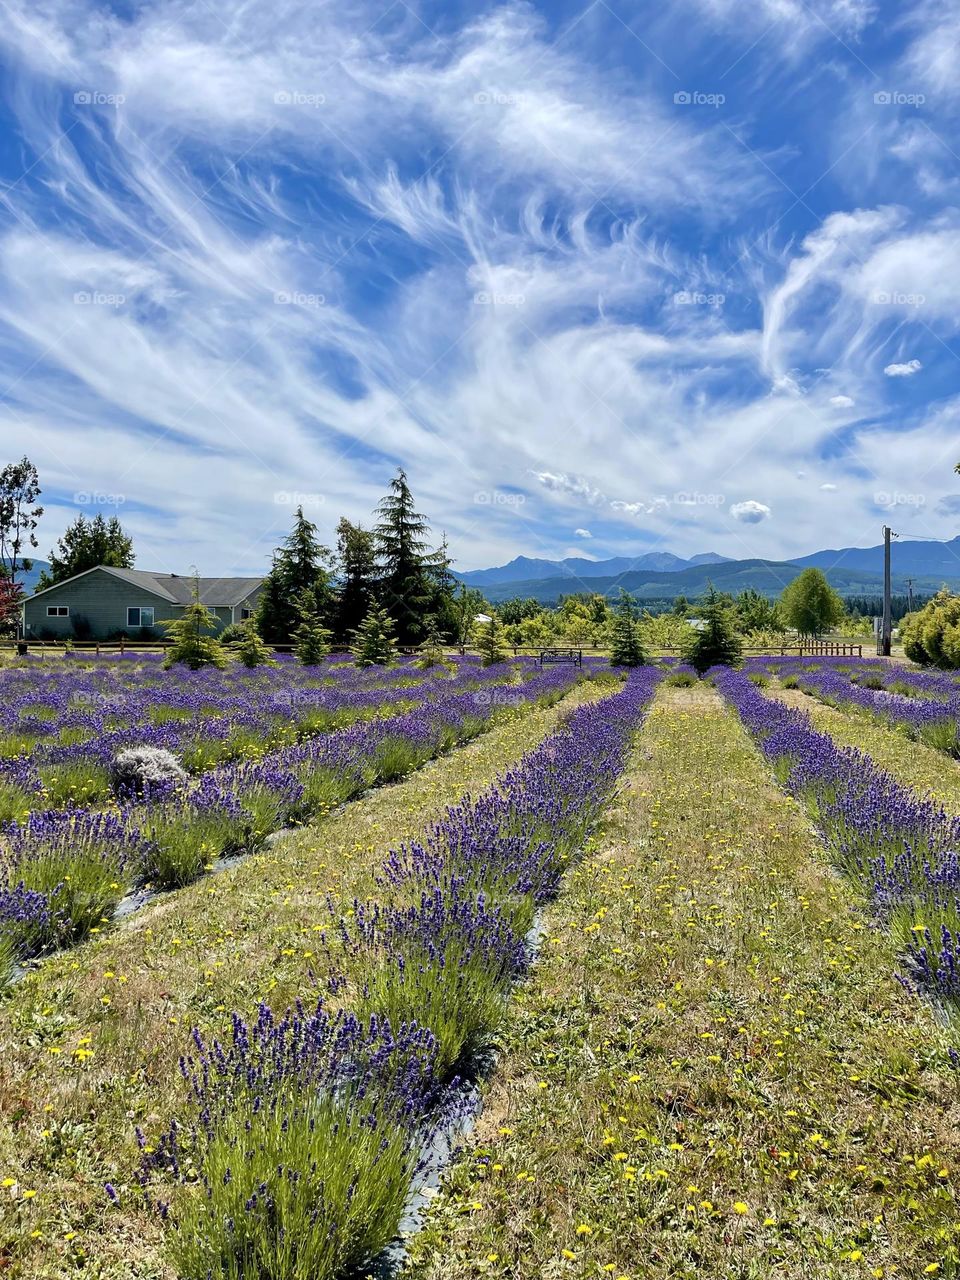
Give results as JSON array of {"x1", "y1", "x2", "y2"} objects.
[{"x1": 407, "y1": 686, "x2": 960, "y2": 1279}]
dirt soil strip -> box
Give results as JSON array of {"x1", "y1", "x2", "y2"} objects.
[
  {"x1": 0, "y1": 681, "x2": 608, "y2": 1280},
  {"x1": 407, "y1": 685, "x2": 960, "y2": 1280},
  {"x1": 772, "y1": 682, "x2": 960, "y2": 813}
]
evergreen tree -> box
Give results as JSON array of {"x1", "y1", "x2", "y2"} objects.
[
  {"x1": 415, "y1": 616, "x2": 447, "y2": 669},
  {"x1": 37, "y1": 513, "x2": 134, "y2": 589},
  {"x1": 609, "y1": 590, "x2": 648, "y2": 667},
  {"x1": 294, "y1": 586, "x2": 333, "y2": 665},
  {"x1": 162, "y1": 579, "x2": 229, "y2": 670},
  {"x1": 476, "y1": 614, "x2": 508, "y2": 667},
  {"x1": 235, "y1": 622, "x2": 275, "y2": 668},
  {"x1": 428, "y1": 533, "x2": 460, "y2": 639},
  {"x1": 256, "y1": 507, "x2": 333, "y2": 643},
  {"x1": 374, "y1": 469, "x2": 438, "y2": 646},
  {"x1": 350, "y1": 604, "x2": 398, "y2": 667},
  {"x1": 333, "y1": 517, "x2": 377, "y2": 641},
  {"x1": 684, "y1": 586, "x2": 743, "y2": 675},
  {"x1": 779, "y1": 568, "x2": 844, "y2": 638}
]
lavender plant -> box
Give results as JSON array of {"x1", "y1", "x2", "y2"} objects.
[{"x1": 141, "y1": 1003, "x2": 443, "y2": 1280}]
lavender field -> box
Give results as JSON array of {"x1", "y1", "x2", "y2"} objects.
[{"x1": 6, "y1": 653, "x2": 960, "y2": 1279}]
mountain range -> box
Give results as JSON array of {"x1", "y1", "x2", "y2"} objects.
[{"x1": 457, "y1": 537, "x2": 960, "y2": 604}]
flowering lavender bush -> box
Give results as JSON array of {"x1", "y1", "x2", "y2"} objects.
[
  {"x1": 142, "y1": 1003, "x2": 443, "y2": 1280},
  {"x1": 0, "y1": 809, "x2": 147, "y2": 955}
]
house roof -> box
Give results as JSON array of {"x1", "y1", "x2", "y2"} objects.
[{"x1": 27, "y1": 565, "x2": 264, "y2": 606}]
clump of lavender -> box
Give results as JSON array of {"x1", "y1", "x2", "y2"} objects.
[
  {"x1": 141, "y1": 1001, "x2": 443, "y2": 1280},
  {"x1": 341, "y1": 886, "x2": 528, "y2": 1076},
  {"x1": 110, "y1": 746, "x2": 187, "y2": 801},
  {"x1": 1, "y1": 809, "x2": 143, "y2": 952}
]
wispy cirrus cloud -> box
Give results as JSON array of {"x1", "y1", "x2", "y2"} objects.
[{"x1": 0, "y1": 0, "x2": 954, "y2": 576}]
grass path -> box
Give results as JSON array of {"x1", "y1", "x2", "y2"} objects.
[
  {"x1": 0, "y1": 681, "x2": 607, "y2": 1279},
  {"x1": 408, "y1": 686, "x2": 960, "y2": 1280},
  {"x1": 772, "y1": 682, "x2": 960, "y2": 812}
]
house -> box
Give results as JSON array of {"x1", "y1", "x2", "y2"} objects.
[{"x1": 22, "y1": 567, "x2": 264, "y2": 641}]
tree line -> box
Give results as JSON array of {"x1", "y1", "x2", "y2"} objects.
[{"x1": 0, "y1": 458, "x2": 473, "y2": 652}]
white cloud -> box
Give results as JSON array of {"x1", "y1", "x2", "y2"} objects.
[
  {"x1": 884, "y1": 359, "x2": 923, "y2": 377},
  {"x1": 574, "y1": 527, "x2": 592, "y2": 538},
  {"x1": 820, "y1": 482, "x2": 838, "y2": 491},
  {"x1": 731, "y1": 500, "x2": 772, "y2": 523},
  {"x1": 531, "y1": 471, "x2": 607, "y2": 506},
  {"x1": 829, "y1": 395, "x2": 855, "y2": 407}
]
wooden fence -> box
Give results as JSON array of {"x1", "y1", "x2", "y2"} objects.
[{"x1": 0, "y1": 638, "x2": 863, "y2": 661}]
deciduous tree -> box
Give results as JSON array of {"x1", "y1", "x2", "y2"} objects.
[
  {"x1": 779, "y1": 569, "x2": 844, "y2": 638},
  {"x1": 0, "y1": 456, "x2": 43, "y2": 586}
]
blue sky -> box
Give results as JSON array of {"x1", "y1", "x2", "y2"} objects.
[{"x1": 0, "y1": 0, "x2": 957, "y2": 573}]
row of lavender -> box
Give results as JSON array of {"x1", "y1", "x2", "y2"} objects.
[
  {"x1": 714, "y1": 666, "x2": 960, "y2": 1004},
  {"x1": 0, "y1": 662, "x2": 587, "y2": 980},
  {"x1": 0, "y1": 655, "x2": 509, "y2": 814},
  {"x1": 136, "y1": 667, "x2": 662, "y2": 1280},
  {"x1": 750, "y1": 655, "x2": 960, "y2": 753}
]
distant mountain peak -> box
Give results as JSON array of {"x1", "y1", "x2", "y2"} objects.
[{"x1": 457, "y1": 549, "x2": 734, "y2": 588}]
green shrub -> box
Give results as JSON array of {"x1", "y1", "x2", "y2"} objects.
[
  {"x1": 663, "y1": 670, "x2": 698, "y2": 687},
  {"x1": 350, "y1": 605, "x2": 398, "y2": 667},
  {"x1": 902, "y1": 590, "x2": 960, "y2": 668},
  {"x1": 38, "y1": 760, "x2": 112, "y2": 807},
  {"x1": 683, "y1": 587, "x2": 743, "y2": 675},
  {"x1": 609, "y1": 591, "x2": 648, "y2": 668}
]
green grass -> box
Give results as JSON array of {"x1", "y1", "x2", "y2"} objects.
[
  {"x1": 37, "y1": 760, "x2": 113, "y2": 808},
  {"x1": 407, "y1": 686, "x2": 960, "y2": 1279}
]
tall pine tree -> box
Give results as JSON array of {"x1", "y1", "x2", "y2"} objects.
[
  {"x1": 373, "y1": 469, "x2": 438, "y2": 646},
  {"x1": 255, "y1": 507, "x2": 333, "y2": 643},
  {"x1": 333, "y1": 517, "x2": 377, "y2": 642}
]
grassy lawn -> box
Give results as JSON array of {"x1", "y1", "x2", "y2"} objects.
[
  {"x1": 772, "y1": 683, "x2": 960, "y2": 812},
  {"x1": 407, "y1": 685, "x2": 960, "y2": 1280},
  {"x1": 0, "y1": 680, "x2": 607, "y2": 1279}
]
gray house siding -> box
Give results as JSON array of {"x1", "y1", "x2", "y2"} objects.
[
  {"x1": 23, "y1": 570, "x2": 257, "y2": 640},
  {"x1": 24, "y1": 571, "x2": 177, "y2": 640}
]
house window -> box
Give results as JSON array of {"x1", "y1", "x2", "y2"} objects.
[
  {"x1": 47, "y1": 605, "x2": 69, "y2": 617},
  {"x1": 240, "y1": 608, "x2": 252, "y2": 620},
  {"x1": 127, "y1": 606, "x2": 155, "y2": 628}
]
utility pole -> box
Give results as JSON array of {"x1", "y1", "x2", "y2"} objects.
[
  {"x1": 881, "y1": 525, "x2": 893, "y2": 657},
  {"x1": 906, "y1": 577, "x2": 914, "y2": 613}
]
